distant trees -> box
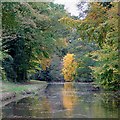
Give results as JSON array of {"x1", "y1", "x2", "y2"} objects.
[{"x1": 67, "y1": 38, "x2": 98, "y2": 82}]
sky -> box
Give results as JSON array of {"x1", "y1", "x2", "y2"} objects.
[{"x1": 53, "y1": 0, "x2": 80, "y2": 16}]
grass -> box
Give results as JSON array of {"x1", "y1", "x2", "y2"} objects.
[{"x1": 0, "y1": 80, "x2": 46, "y2": 93}]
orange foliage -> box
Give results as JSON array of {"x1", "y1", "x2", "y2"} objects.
[{"x1": 62, "y1": 53, "x2": 77, "y2": 81}]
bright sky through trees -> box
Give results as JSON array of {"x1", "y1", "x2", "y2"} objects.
[{"x1": 54, "y1": 0, "x2": 80, "y2": 16}]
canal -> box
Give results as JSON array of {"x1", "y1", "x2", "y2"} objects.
[{"x1": 2, "y1": 82, "x2": 119, "y2": 118}]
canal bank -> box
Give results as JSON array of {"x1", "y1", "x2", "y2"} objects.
[{"x1": 0, "y1": 80, "x2": 48, "y2": 107}]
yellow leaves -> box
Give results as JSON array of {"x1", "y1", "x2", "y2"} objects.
[
  {"x1": 62, "y1": 53, "x2": 78, "y2": 81},
  {"x1": 63, "y1": 53, "x2": 74, "y2": 66},
  {"x1": 58, "y1": 17, "x2": 80, "y2": 28},
  {"x1": 40, "y1": 58, "x2": 51, "y2": 70},
  {"x1": 33, "y1": 57, "x2": 51, "y2": 70}
]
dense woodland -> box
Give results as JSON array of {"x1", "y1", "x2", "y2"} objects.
[{"x1": 1, "y1": 2, "x2": 119, "y2": 90}]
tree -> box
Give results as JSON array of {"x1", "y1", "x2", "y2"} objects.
[
  {"x1": 2, "y1": 2, "x2": 70, "y2": 82},
  {"x1": 59, "y1": 2, "x2": 119, "y2": 90},
  {"x1": 62, "y1": 53, "x2": 78, "y2": 81}
]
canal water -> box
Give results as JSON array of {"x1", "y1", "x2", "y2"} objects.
[{"x1": 2, "y1": 82, "x2": 119, "y2": 118}]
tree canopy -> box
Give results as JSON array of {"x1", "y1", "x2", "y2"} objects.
[{"x1": 1, "y1": 2, "x2": 119, "y2": 90}]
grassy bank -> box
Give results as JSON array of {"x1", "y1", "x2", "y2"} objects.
[
  {"x1": 0, "y1": 80, "x2": 48, "y2": 107},
  {"x1": 1, "y1": 80, "x2": 46, "y2": 93}
]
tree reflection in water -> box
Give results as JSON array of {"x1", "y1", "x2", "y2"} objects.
[
  {"x1": 62, "y1": 82, "x2": 78, "y2": 117},
  {"x1": 29, "y1": 96, "x2": 52, "y2": 118},
  {"x1": 100, "y1": 92, "x2": 120, "y2": 110}
]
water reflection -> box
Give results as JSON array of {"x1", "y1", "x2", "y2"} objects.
[
  {"x1": 100, "y1": 92, "x2": 119, "y2": 109},
  {"x1": 29, "y1": 96, "x2": 52, "y2": 118},
  {"x1": 2, "y1": 83, "x2": 119, "y2": 118},
  {"x1": 2, "y1": 96, "x2": 52, "y2": 118},
  {"x1": 62, "y1": 82, "x2": 78, "y2": 117}
]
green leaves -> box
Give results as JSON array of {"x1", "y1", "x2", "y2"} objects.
[
  {"x1": 2, "y1": 2, "x2": 70, "y2": 82},
  {"x1": 59, "y1": 2, "x2": 119, "y2": 90},
  {"x1": 90, "y1": 44, "x2": 119, "y2": 90},
  {"x1": 42, "y1": 51, "x2": 49, "y2": 58}
]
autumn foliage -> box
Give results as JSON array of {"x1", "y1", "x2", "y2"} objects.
[{"x1": 62, "y1": 53, "x2": 77, "y2": 81}]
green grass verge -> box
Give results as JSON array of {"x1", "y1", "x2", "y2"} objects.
[{"x1": 0, "y1": 80, "x2": 46, "y2": 93}]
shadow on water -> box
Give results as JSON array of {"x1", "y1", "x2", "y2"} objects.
[{"x1": 2, "y1": 82, "x2": 119, "y2": 118}]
